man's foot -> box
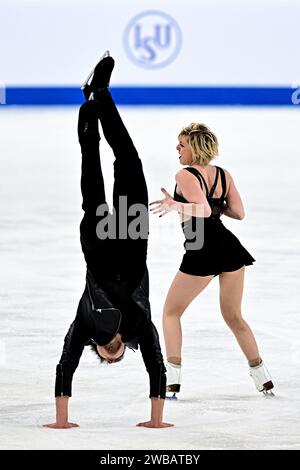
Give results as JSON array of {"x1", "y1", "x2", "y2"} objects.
[{"x1": 81, "y1": 51, "x2": 115, "y2": 100}]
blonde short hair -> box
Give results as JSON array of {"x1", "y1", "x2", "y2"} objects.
[{"x1": 179, "y1": 123, "x2": 218, "y2": 165}]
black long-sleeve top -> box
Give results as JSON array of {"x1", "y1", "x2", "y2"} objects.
[{"x1": 55, "y1": 270, "x2": 166, "y2": 399}]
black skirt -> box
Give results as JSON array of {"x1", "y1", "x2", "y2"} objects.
[{"x1": 179, "y1": 217, "x2": 255, "y2": 277}]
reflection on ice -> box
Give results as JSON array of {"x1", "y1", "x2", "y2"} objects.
[{"x1": 0, "y1": 106, "x2": 299, "y2": 449}]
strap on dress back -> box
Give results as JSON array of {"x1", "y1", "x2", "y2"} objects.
[
  {"x1": 217, "y1": 166, "x2": 227, "y2": 199},
  {"x1": 183, "y1": 167, "x2": 209, "y2": 196},
  {"x1": 184, "y1": 166, "x2": 221, "y2": 199},
  {"x1": 183, "y1": 165, "x2": 227, "y2": 200},
  {"x1": 208, "y1": 167, "x2": 220, "y2": 198}
]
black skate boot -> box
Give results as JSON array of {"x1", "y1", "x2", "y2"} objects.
[{"x1": 81, "y1": 50, "x2": 115, "y2": 100}]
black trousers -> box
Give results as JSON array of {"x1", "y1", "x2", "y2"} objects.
[
  {"x1": 55, "y1": 94, "x2": 166, "y2": 399},
  {"x1": 78, "y1": 89, "x2": 148, "y2": 283}
]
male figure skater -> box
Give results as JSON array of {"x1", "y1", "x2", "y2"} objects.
[{"x1": 44, "y1": 52, "x2": 172, "y2": 429}]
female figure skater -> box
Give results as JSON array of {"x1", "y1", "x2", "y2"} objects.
[
  {"x1": 44, "y1": 53, "x2": 172, "y2": 429},
  {"x1": 150, "y1": 123, "x2": 274, "y2": 398}
]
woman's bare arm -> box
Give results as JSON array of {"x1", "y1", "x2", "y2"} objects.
[
  {"x1": 175, "y1": 170, "x2": 212, "y2": 217},
  {"x1": 150, "y1": 170, "x2": 212, "y2": 218},
  {"x1": 223, "y1": 171, "x2": 245, "y2": 220}
]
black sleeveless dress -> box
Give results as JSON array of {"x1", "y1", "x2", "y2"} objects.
[{"x1": 174, "y1": 166, "x2": 255, "y2": 276}]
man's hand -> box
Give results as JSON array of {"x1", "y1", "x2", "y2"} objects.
[
  {"x1": 43, "y1": 396, "x2": 78, "y2": 429},
  {"x1": 136, "y1": 420, "x2": 174, "y2": 428},
  {"x1": 136, "y1": 397, "x2": 174, "y2": 428},
  {"x1": 43, "y1": 422, "x2": 79, "y2": 429}
]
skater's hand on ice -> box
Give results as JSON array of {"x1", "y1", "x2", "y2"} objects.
[
  {"x1": 136, "y1": 420, "x2": 174, "y2": 429},
  {"x1": 43, "y1": 421, "x2": 79, "y2": 429},
  {"x1": 150, "y1": 188, "x2": 176, "y2": 217}
]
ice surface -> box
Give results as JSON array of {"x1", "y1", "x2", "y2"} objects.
[{"x1": 0, "y1": 105, "x2": 299, "y2": 449}]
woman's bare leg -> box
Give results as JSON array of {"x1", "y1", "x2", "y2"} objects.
[
  {"x1": 219, "y1": 266, "x2": 260, "y2": 363},
  {"x1": 163, "y1": 271, "x2": 214, "y2": 362}
]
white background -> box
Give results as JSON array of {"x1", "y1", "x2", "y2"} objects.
[{"x1": 0, "y1": 0, "x2": 299, "y2": 85}]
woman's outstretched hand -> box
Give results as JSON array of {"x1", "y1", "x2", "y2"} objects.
[{"x1": 150, "y1": 188, "x2": 176, "y2": 217}]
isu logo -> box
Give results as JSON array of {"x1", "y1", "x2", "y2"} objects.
[{"x1": 124, "y1": 11, "x2": 182, "y2": 69}]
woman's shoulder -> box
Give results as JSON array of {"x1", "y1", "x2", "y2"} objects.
[
  {"x1": 175, "y1": 167, "x2": 192, "y2": 178},
  {"x1": 175, "y1": 167, "x2": 199, "y2": 182}
]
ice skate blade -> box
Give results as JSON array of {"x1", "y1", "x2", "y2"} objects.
[
  {"x1": 262, "y1": 389, "x2": 275, "y2": 398},
  {"x1": 166, "y1": 393, "x2": 178, "y2": 400},
  {"x1": 81, "y1": 50, "x2": 110, "y2": 90}
]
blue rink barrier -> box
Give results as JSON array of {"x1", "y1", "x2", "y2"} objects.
[{"x1": 2, "y1": 86, "x2": 297, "y2": 106}]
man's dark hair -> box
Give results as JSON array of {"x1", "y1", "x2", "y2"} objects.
[{"x1": 90, "y1": 342, "x2": 126, "y2": 364}]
